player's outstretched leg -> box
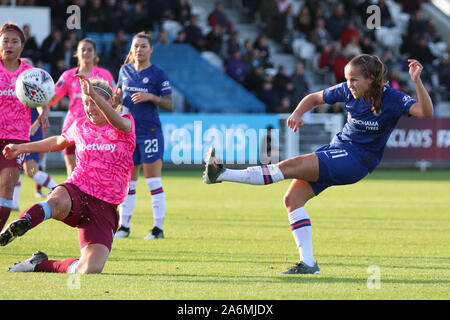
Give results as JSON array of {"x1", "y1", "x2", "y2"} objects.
[
  {"x1": 8, "y1": 251, "x2": 48, "y2": 272},
  {"x1": 203, "y1": 147, "x2": 284, "y2": 185}
]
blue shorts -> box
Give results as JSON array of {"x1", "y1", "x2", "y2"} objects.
[
  {"x1": 25, "y1": 126, "x2": 43, "y2": 162},
  {"x1": 308, "y1": 145, "x2": 369, "y2": 195},
  {"x1": 133, "y1": 131, "x2": 164, "y2": 165}
]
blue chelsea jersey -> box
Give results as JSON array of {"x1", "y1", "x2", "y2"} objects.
[
  {"x1": 118, "y1": 63, "x2": 171, "y2": 141},
  {"x1": 322, "y1": 82, "x2": 417, "y2": 170}
]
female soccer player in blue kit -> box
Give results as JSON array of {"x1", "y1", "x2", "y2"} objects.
[
  {"x1": 115, "y1": 32, "x2": 173, "y2": 240},
  {"x1": 203, "y1": 55, "x2": 433, "y2": 274}
]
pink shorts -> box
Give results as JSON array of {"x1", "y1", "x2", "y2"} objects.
[
  {"x1": 0, "y1": 139, "x2": 28, "y2": 170},
  {"x1": 63, "y1": 143, "x2": 76, "y2": 156},
  {"x1": 58, "y1": 183, "x2": 119, "y2": 251}
]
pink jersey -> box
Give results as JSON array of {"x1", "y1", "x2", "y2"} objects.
[
  {"x1": 0, "y1": 58, "x2": 33, "y2": 141},
  {"x1": 54, "y1": 66, "x2": 115, "y2": 133},
  {"x1": 62, "y1": 114, "x2": 136, "y2": 204}
]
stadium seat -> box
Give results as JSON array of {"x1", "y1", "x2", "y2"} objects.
[{"x1": 151, "y1": 44, "x2": 265, "y2": 113}]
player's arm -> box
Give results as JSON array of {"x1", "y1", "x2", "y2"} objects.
[
  {"x1": 78, "y1": 75, "x2": 132, "y2": 133},
  {"x1": 287, "y1": 90, "x2": 325, "y2": 132},
  {"x1": 131, "y1": 92, "x2": 173, "y2": 111},
  {"x1": 407, "y1": 59, "x2": 433, "y2": 119},
  {"x1": 3, "y1": 135, "x2": 72, "y2": 159}
]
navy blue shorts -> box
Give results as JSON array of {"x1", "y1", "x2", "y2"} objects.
[
  {"x1": 25, "y1": 126, "x2": 43, "y2": 162},
  {"x1": 133, "y1": 132, "x2": 164, "y2": 165},
  {"x1": 308, "y1": 145, "x2": 369, "y2": 195}
]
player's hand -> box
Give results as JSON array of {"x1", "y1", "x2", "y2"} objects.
[
  {"x1": 2, "y1": 144, "x2": 21, "y2": 160},
  {"x1": 287, "y1": 112, "x2": 304, "y2": 133},
  {"x1": 408, "y1": 59, "x2": 423, "y2": 83},
  {"x1": 76, "y1": 74, "x2": 94, "y2": 97},
  {"x1": 37, "y1": 105, "x2": 50, "y2": 129},
  {"x1": 131, "y1": 92, "x2": 158, "y2": 104},
  {"x1": 112, "y1": 88, "x2": 122, "y2": 107}
]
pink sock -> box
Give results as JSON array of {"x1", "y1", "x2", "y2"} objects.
[{"x1": 35, "y1": 258, "x2": 78, "y2": 273}]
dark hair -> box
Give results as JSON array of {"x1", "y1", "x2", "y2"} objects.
[
  {"x1": 123, "y1": 32, "x2": 153, "y2": 65},
  {"x1": 0, "y1": 23, "x2": 25, "y2": 43},
  {"x1": 75, "y1": 38, "x2": 99, "y2": 66},
  {"x1": 348, "y1": 54, "x2": 387, "y2": 115}
]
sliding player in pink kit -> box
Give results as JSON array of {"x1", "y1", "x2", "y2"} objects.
[
  {"x1": 0, "y1": 75, "x2": 135, "y2": 274},
  {"x1": 0, "y1": 23, "x2": 49, "y2": 232},
  {"x1": 47, "y1": 38, "x2": 115, "y2": 176}
]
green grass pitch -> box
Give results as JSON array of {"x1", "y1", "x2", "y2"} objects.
[{"x1": 0, "y1": 169, "x2": 449, "y2": 300}]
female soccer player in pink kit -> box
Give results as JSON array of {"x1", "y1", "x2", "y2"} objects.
[
  {"x1": 48, "y1": 38, "x2": 115, "y2": 176},
  {"x1": 1, "y1": 75, "x2": 136, "y2": 274},
  {"x1": 0, "y1": 23, "x2": 49, "y2": 232}
]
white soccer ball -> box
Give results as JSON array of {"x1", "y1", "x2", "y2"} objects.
[{"x1": 15, "y1": 68, "x2": 55, "y2": 108}]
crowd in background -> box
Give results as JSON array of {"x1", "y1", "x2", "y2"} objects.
[{"x1": 1, "y1": 0, "x2": 449, "y2": 114}]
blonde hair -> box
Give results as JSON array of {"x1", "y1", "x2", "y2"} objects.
[
  {"x1": 348, "y1": 54, "x2": 387, "y2": 115},
  {"x1": 123, "y1": 31, "x2": 153, "y2": 65},
  {"x1": 89, "y1": 78, "x2": 122, "y2": 112}
]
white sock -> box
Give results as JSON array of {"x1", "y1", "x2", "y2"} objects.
[
  {"x1": 119, "y1": 180, "x2": 137, "y2": 228},
  {"x1": 12, "y1": 176, "x2": 21, "y2": 209},
  {"x1": 33, "y1": 171, "x2": 57, "y2": 190},
  {"x1": 218, "y1": 164, "x2": 284, "y2": 185},
  {"x1": 288, "y1": 207, "x2": 315, "y2": 267},
  {"x1": 146, "y1": 177, "x2": 165, "y2": 230}
]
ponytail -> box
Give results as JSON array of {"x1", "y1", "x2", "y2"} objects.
[{"x1": 348, "y1": 54, "x2": 387, "y2": 115}]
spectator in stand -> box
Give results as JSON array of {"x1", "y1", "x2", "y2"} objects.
[
  {"x1": 291, "y1": 62, "x2": 310, "y2": 101},
  {"x1": 295, "y1": 6, "x2": 313, "y2": 37},
  {"x1": 258, "y1": 0, "x2": 279, "y2": 37},
  {"x1": 208, "y1": 2, "x2": 234, "y2": 34},
  {"x1": 115, "y1": 0, "x2": 135, "y2": 34},
  {"x1": 21, "y1": 24, "x2": 39, "y2": 62},
  {"x1": 273, "y1": 65, "x2": 291, "y2": 94},
  {"x1": 332, "y1": 45, "x2": 349, "y2": 83},
  {"x1": 131, "y1": 1, "x2": 151, "y2": 33},
  {"x1": 378, "y1": 0, "x2": 395, "y2": 28},
  {"x1": 282, "y1": 81, "x2": 298, "y2": 108},
  {"x1": 227, "y1": 31, "x2": 241, "y2": 57},
  {"x1": 258, "y1": 80, "x2": 280, "y2": 113},
  {"x1": 244, "y1": 48, "x2": 264, "y2": 71},
  {"x1": 342, "y1": 36, "x2": 362, "y2": 60},
  {"x1": 104, "y1": 0, "x2": 121, "y2": 32},
  {"x1": 326, "y1": 3, "x2": 348, "y2": 41},
  {"x1": 275, "y1": 96, "x2": 292, "y2": 113},
  {"x1": 243, "y1": 65, "x2": 265, "y2": 94},
  {"x1": 437, "y1": 53, "x2": 450, "y2": 92},
  {"x1": 318, "y1": 43, "x2": 335, "y2": 71},
  {"x1": 327, "y1": 102, "x2": 345, "y2": 114},
  {"x1": 172, "y1": 0, "x2": 192, "y2": 27},
  {"x1": 226, "y1": 50, "x2": 247, "y2": 83},
  {"x1": 156, "y1": 30, "x2": 169, "y2": 45},
  {"x1": 40, "y1": 27, "x2": 64, "y2": 73},
  {"x1": 62, "y1": 39, "x2": 77, "y2": 70},
  {"x1": 86, "y1": 0, "x2": 105, "y2": 32},
  {"x1": 254, "y1": 34, "x2": 272, "y2": 67},
  {"x1": 109, "y1": 30, "x2": 129, "y2": 75},
  {"x1": 148, "y1": 0, "x2": 175, "y2": 28},
  {"x1": 341, "y1": 20, "x2": 361, "y2": 48},
  {"x1": 308, "y1": 18, "x2": 332, "y2": 51},
  {"x1": 360, "y1": 36, "x2": 375, "y2": 54},
  {"x1": 388, "y1": 69, "x2": 401, "y2": 90},
  {"x1": 184, "y1": 15, "x2": 205, "y2": 51},
  {"x1": 407, "y1": 10, "x2": 428, "y2": 37},
  {"x1": 173, "y1": 30, "x2": 187, "y2": 44},
  {"x1": 277, "y1": 4, "x2": 296, "y2": 51},
  {"x1": 276, "y1": 0, "x2": 292, "y2": 14},
  {"x1": 205, "y1": 25, "x2": 224, "y2": 55}
]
